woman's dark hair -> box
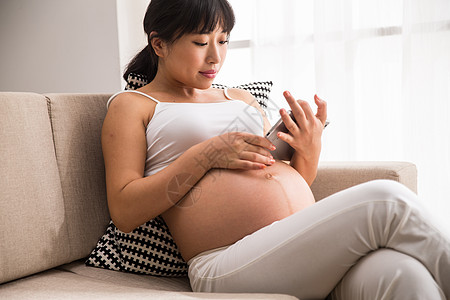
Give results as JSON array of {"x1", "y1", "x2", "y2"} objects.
[{"x1": 124, "y1": 0, "x2": 235, "y2": 83}]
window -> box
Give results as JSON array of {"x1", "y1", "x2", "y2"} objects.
[
  {"x1": 222, "y1": 0, "x2": 450, "y2": 229},
  {"x1": 116, "y1": 0, "x2": 450, "y2": 229}
]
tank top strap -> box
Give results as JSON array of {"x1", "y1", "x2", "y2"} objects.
[
  {"x1": 107, "y1": 90, "x2": 160, "y2": 109},
  {"x1": 223, "y1": 87, "x2": 233, "y2": 100}
]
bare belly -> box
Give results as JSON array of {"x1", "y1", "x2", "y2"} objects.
[{"x1": 161, "y1": 161, "x2": 315, "y2": 261}]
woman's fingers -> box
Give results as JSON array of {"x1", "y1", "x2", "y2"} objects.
[
  {"x1": 240, "y1": 133, "x2": 276, "y2": 165},
  {"x1": 279, "y1": 108, "x2": 299, "y2": 134},
  {"x1": 282, "y1": 91, "x2": 328, "y2": 130},
  {"x1": 283, "y1": 91, "x2": 317, "y2": 131},
  {"x1": 314, "y1": 94, "x2": 328, "y2": 127},
  {"x1": 298, "y1": 100, "x2": 315, "y2": 121},
  {"x1": 242, "y1": 132, "x2": 276, "y2": 151},
  {"x1": 213, "y1": 132, "x2": 276, "y2": 170},
  {"x1": 241, "y1": 143, "x2": 273, "y2": 158},
  {"x1": 276, "y1": 130, "x2": 294, "y2": 145},
  {"x1": 283, "y1": 91, "x2": 307, "y2": 129},
  {"x1": 239, "y1": 150, "x2": 275, "y2": 166}
]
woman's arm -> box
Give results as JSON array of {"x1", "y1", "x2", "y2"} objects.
[
  {"x1": 102, "y1": 94, "x2": 207, "y2": 232},
  {"x1": 102, "y1": 93, "x2": 275, "y2": 232}
]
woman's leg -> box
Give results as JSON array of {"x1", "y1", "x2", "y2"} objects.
[
  {"x1": 188, "y1": 180, "x2": 450, "y2": 299},
  {"x1": 329, "y1": 249, "x2": 446, "y2": 299}
]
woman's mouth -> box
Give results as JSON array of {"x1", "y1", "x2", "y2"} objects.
[{"x1": 199, "y1": 70, "x2": 217, "y2": 79}]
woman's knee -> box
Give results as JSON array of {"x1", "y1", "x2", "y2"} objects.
[
  {"x1": 357, "y1": 179, "x2": 419, "y2": 208},
  {"x1": 361, "y1": 179, "x2": 413, "y2": 196},
  {"x1": 322, "y1": 179, "x2": 420, "y2": 226},
  {"x1": 330, "y1": 249, "x2": 445, "y2": 300}
]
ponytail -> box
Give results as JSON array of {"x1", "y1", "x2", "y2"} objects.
[{"x1": 123, "y1": 45, "x2": 158, "y2": 83}]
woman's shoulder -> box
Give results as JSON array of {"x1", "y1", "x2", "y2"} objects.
[
  {"x1": 108, "y1": 90, "x2": 157, "y2": 110},
  {"x1": 225, "y1": 87, "x2": 254, "y2": 103},
  {"x1": 106, "y1": 90, "x2": 158, "y2": 126}
]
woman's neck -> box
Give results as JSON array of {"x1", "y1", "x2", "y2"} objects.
[
  {"x1": 143, "y1": 70, "x2": 220, "y2": 103},
  {"x1": 148, "y1": 71, "x2": 204, "y2": 100}
]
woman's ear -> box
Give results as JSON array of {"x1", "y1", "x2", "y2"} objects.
[{"x1": 149, "y1": 31, "x2": 166, "y2": 58}]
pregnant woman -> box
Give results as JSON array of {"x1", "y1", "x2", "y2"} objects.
[{"x1": 102, "y1": 0, "x2": 449, "y2": 299}]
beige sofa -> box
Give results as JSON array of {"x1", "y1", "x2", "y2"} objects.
[{"x1": 0, "y1": 92, "x2": 417, "y2": 299}]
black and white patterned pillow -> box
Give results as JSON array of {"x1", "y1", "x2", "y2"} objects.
[
  {"x1": 125, "y1": 73, "x2": 150, "y2": 91},
  {"x1": 86, "y1": 73, "x2": 273, "y2": 277},
  {"x1": 125, "y1": 73, "x2": 272, "y2": 111},
  {"x1": 86, "y1": 217, "x2": 188, "y2": 276}
]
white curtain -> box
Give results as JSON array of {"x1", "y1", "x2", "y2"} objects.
[
  {"x1": 116, "y1": 0, "x2": 151, "y2": 88},
  {"x1": 119, "y1": 0, "x2": 450, "y2": 228},
  {"x1": 222, "y1": 0, "x2": 450, "y2": 228}
]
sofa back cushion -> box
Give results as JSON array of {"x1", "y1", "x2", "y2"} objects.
[
  {"x1": 46, "y1": 94, "x2": 111, "y2": 260},
  {"x1": 0, "y1": 93, "x2": 69, "y2": 284}
]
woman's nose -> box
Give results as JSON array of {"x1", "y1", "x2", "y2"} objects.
[{"x1": 207, "y1": 44, "x2": 221, "y2": 64}]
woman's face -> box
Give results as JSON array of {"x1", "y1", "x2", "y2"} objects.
[{"x1": 158, "y1": 26, "x2": 229, "y2": 89}]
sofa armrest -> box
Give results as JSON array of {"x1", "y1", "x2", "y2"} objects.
[{"x1": 310, "y1": 161, "x2": 417, "y2": 201}]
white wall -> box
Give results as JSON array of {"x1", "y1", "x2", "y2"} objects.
[
  {"x1": 0, "y1": 0, "x2": 122, "y2": 93},
  {"x1": 116, "y1": 0, "x2": 150, "y2": 89}
]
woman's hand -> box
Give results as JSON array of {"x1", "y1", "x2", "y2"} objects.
[
  {"x1": 277, "y1": 91, "x2": 327, "y2": 185},
  {"x1": 278, "y1": 91, "x2": 327, "y2": 160},
  {"x1": 198, "y1": 132, "x2": 277, "y2": 170}
]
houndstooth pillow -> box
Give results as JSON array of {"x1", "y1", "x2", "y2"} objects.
[
  {"x1": 86, "y1": 217, "x2": 188, "y2": 276},
  {"x1": 125, "y1": 73, "x2": 273, "y2": 111},
  {"x1": 86, "y1": 74, "x2": 273, "y2": 277}
]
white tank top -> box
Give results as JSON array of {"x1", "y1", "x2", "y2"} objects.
[{"x1": 107, "y1": 90, "x2": 264, "y2": 176}]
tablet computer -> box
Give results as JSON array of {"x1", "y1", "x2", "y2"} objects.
[{"x1": 265, "y1": 111, "x2": 329, "y2": 160}]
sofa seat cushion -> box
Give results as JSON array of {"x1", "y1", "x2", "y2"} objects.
[
  {"x1": 0, "y1": 261, "x2": 297, "y2": 300},
  {"x1": 58, "y1": 259, "x2": 191, "y2": 292}
]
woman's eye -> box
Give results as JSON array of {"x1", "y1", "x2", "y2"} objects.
[{"x1": 193, "y1": 39, "x2": 229, "y2": 46}]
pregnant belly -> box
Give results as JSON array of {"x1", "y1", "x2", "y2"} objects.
[{"x1": 162, "y1": 161, "x2": 315, "y2": 261}]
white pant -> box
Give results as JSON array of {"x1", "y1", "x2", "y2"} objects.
[{"x1": 188, "y1": 180, "x2": 450, "y2": 300}]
